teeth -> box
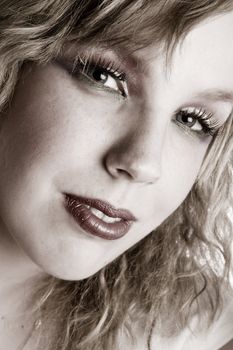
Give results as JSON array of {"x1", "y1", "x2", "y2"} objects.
[
  {"x1": 102, "y1": 215, "x2": 121, "y2": 223},
  {"x1": 90, "y1": 207, "x2": 105, "y2": 220},
  {"x1": 88, "y1": 206, "x2": 121, "y2": 223}
]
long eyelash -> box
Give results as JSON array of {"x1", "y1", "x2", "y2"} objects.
[
  {"x1": 181, "y1": 108, "x2": 222, "y2": 136},
  {"x1": 73, "y1": 54, "x2": 126, "y2": 82},
  {"x1": 64, "y1": 53, "x2": 128, "y2": 99}
]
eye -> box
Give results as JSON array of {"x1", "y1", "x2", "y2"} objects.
[
  {"x1": 82, "y1": 63, "x2": 127, "y2": 96},
  {"x1": 61, "y1": 55, "x2": 128, "y2": 98},
  {"x1": 176, "y1": 109, "x2": 203, "y2": 132},
  {"x1": 174, "y1": 107, "x2": 221, "y2": 137}
]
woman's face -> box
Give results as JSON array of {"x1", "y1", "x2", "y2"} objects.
[{"x1": 0, "y1": 12, "x2": 232, "y2": 280}]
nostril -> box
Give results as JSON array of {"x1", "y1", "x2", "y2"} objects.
[
  {"x1": 109, "y1": 162, "x2": 160, "y2": 184},
  {"x1": 104, "y1": 145, "x2": 161, "y2": 184},
  {"x1": 116, "y1": 168, "x2": 133, "y2": 179},
  {"x1": 106, "y1": 164, "x2": 133, "y2": 179}
]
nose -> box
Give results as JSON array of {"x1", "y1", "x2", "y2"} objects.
[{"x1": 104, "y1": 123, "x2": 163, "y2": 185}]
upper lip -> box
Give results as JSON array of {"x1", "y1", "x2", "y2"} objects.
[{"x1": 64, "y1": 193, "x2": 137, "y2": 221}]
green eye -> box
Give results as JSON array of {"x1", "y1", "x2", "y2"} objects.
[
  {"x1": 64, "y1": 56, "x2": 128, "y2": 98},
  {"x1": 90, "y1": 67, "x2": 109, "y2": 83},
  {"x1": 81, "y1": 63, "x2": 127, "y2": 96},
  {"x1": 175, "y1": 107, "x2": 220, "y2": 137},
  {"x1": 176, "y1": 110, "x2": 203, "y2": 131}
]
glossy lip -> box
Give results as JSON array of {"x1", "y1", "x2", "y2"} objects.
[{"x1": 64, "y1": 193, "x2": 137, "y2": 240}]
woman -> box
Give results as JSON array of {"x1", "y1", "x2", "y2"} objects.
[{"x1": 0, "y1": 0, "x2": 233, "y2": 349}]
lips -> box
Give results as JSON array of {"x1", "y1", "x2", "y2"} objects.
[{"x1": 64, "y1": 194, "x2": 136, "y2": 240}]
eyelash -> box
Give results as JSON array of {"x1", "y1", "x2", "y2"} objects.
[
  {"x1": 61, "y1": 55, "x2": 222, "y2": 137},
  {"x1": 67, "y1": 55, "x2": 127, "y2": 97},
  {"x1": 174, "y1": 107, "x2": 221, "y2": 137}
]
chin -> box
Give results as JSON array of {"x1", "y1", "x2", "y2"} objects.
[
  {"x1": 53, "y1": 268, "x2": 101, "y2": 281},
  {"x1": 33, "y1": 253, "x2": 105, "y2": 281}
]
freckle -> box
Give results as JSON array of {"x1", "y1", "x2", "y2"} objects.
[
  {"x1": 1, "y1": 316, "x2": 5, "y2": 320},
  {"x1": 21, "y1": 324, "x2": 24, "y2": 329}
]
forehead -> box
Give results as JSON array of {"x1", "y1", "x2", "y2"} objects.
[
  {"x1": 133, "y1": 11, "x2": 233, "y2": 99},
  {"x1": 173, "y1": 11, "x2": 233, "y2": 87}
]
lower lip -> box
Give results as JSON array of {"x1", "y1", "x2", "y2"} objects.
[{"x1": 64, "y1": 196, "x2": 133, "y2": 240}]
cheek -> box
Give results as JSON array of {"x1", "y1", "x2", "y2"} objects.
[
  {"x1": 2, "y1": 63, "x2": 123, "y2": 164},
  {"x1": 156, "y1": 131, "x2": 210, "y2": 218},
  {"x1": 0, "y1": 68, "x2": 103, "y2": 178}
]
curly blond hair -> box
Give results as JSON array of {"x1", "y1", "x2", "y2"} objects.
[{"x1": 0, "y1": 1, "x2": 233, "y2": 349}]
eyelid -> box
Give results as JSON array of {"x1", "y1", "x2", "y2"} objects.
[
  {"x1": 56, "y1": 55, "x2": 128, "y2": 100},
  {"x1": 77, "y1": 56, "x2": 128, "y2": 97},
  {"x1": 181, "y1": 100, "x2": 232, "y2": 124},
  {"x1": 61, "y1": 46, "x2": 127, "y2": 75},
  {"x1": 173, "y1": 106, "x2": 222, "y2": 138},
  {"x1": 79, "y1": 70, "x2": 127, "y2": 100},
  {"x1": 60, "y1": 45, "x2": 141, "y2": 90},
  {"x1": 189, "y1": 106, "x2": 227, "y2": 133}
]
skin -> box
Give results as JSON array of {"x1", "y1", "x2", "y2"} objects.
[
  {"x1": 0, "y1": 12, "x2": 232, "y2": 288},
  {"x1": 0, "y1": 9, "x2": 232, "y2": 350}
]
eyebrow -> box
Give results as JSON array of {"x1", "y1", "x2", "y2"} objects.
[{"x1": 195, "y1": 89, "x2": 233, "y2": 103}]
